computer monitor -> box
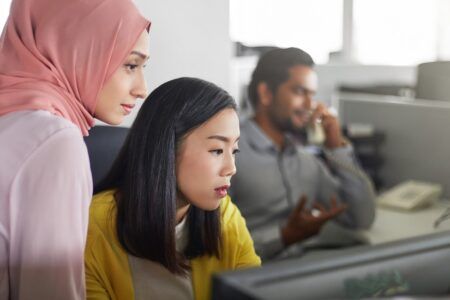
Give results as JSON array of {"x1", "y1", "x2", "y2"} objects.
[
  {"x1": 212, "y1": 231, "x2": 450, "y2": 300},
  {"x1": 416, "y1": 61, "x2": 450, "y2": 102},
  {"x1": 338, "y1": 94, "x2": 450, "y2": 198}
]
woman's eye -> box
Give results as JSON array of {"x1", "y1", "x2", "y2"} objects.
[
  {"x1": 232, "y1": 149, "x2": 240, "y2": 155},
  {"x1": 210, "y1": 149, "x2": 223, "y2": 156},
  {"x1": 124, "y1": 64, "x2": 139, "y2": 71}
]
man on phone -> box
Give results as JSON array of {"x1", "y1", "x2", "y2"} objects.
[{"x1": 230, "y1": 47, "x2": 375, "y2": 260}]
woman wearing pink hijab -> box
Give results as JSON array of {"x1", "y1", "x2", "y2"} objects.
[{"x1": 0, "y1": 0, "x2": 150, "y2": 298}]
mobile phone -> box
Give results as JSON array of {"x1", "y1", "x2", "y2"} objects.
[{"x1": 306, "y1": 122, "x2": 325, "y2": 145}]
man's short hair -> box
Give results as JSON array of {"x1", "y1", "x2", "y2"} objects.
[{"x1": 247, "y1": 47, "x2": 315, "y2": 110}]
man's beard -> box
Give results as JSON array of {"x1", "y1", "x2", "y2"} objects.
[{"x1": 268, "y1": 108, "x2": 305, "y2": 135}]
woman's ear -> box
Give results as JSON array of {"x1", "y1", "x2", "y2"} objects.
[{"x1": 256, "y1": 82, "x2": 273, "y2": 107}]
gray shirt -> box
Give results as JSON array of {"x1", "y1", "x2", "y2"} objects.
[{"x1": 230, "y1": 118, "x2": 376, "y2": 260}]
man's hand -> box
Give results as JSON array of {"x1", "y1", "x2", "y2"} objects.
[
  {"x1": 310, "y1": 102, "x2": 346, "y2": 149},
  {"x1": 281, "y1": 195, "x2": 347, "y2": 247}
]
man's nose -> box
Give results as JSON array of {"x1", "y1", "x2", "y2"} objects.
[{"x1": 303, "y1": 93, "x2": 312, "y2": 110}]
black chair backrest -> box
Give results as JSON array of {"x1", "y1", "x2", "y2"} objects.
[{"x1": 84, "y1": 125, "x2": 129, "y2": 188}]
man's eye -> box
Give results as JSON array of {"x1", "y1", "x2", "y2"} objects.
[{"x1": 295, "y1": 87, "x2": 307, "y2": 95}]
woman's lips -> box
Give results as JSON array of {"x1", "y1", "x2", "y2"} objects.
[
  {"x1": 215, "y1": 185, "x2": 230, "y2": 198},
  {"x1": 121, "y1": 104, "x2": 135, "y2": 115}
]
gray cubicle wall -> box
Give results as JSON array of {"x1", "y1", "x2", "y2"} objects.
[{"x1": 339, "y1": 93, "x2": 450, "y2": 198}]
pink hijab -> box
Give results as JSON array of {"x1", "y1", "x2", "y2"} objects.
[{"x1": 0, "y1": 0, "x2": 150, "y2": 136}]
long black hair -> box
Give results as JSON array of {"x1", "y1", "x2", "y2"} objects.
[{"x1": 95, "y1": 77, "x2": 237, "y2": 274}]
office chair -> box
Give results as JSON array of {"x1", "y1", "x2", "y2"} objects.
[
  {"x1": 416, "y1": 61, "x2": 450, "y2": 101},
  {"x1": 83, "y1": 125, "x2": 129, "y2": 188}
]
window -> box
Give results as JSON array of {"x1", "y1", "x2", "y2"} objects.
[
  {"x1": 230, "y1": 0, "x2": 450, "y2": 65},
  {"x1": 230, "y1": 0, "x2": 343, "y2": 64},
  {"x1": 354, "y1": 0, "x2": 450, "y2": 65}
]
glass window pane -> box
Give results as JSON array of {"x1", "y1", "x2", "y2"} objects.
[
  {"x1": 353, "y1": 0, "x2": 450, "y2": 65},
  {"x1": 230, "y1": 0, "x2": 343, "y2": 63}
]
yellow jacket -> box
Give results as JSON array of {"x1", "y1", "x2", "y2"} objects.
[{"x1": 85, "y1": 190, "x2": 261, "y2": 300}]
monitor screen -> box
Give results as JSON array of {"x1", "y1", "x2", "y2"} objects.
[{"x1": 212, "y1": 231, "x2": 450, "y2": 299}]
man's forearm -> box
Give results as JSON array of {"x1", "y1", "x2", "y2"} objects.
[{"x1": 323, "y1": 146, "x2": 376, "y2": 229}]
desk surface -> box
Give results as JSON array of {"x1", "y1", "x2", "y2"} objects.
[
  {"x1": 361, "y1": 200, "x2": 450, "y2": 244},
  {"x1": 300, "y1": 201, "x2": 450, "y2": 262}
]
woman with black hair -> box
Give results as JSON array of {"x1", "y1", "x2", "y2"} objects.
[{"x1": 85, "y1": 77, "x2": 261, "y2": 300}]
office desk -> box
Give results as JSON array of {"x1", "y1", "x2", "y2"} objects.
[
  {"x1": 300, "y1": 201, "x2": 450, "y2": 262},
  {"x1": 361, "y1": 200, "x2": 450, "y2": 245},
  {"x1": 311, "y1": 200, "x2": 450, "y2": 249}
]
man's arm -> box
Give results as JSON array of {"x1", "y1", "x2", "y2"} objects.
[
  {"x1": 312, "y1": 102, "x2": 376, "y2": 229},
  {"x1": 240, "y1": 194, "x2": 347, "y2": 260},
  {"x1": 281, "y1": 195, "x2": 347, "y2": 246},
  {"x1": 319, "y1": 144, "x2": 376, "y2": 229}
]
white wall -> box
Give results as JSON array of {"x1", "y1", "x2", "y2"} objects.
[
  {"x1": 116, "y1": 0, "x2": 232, "y2": 127},
  {"x1": 0, "y1": 0, "x2": 12, "y2": 31}
]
